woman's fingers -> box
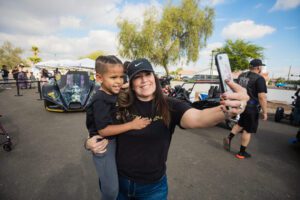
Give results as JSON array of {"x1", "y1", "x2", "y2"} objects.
[
  {"x1": 220, "y1": 81, "x2": 249, "y2": 116},
  {"x1": 225, "y1": 80, "x2": 243, "y2": 93},
  {"x1": 220, "y1": 100, "x2": 245, "y2": 109},
  {"x1": 87, "y1": 136, "x2": 108, "y2": 154},
  {"x1": 95, "y1": 139, "x2": 108, "y2": 153}
]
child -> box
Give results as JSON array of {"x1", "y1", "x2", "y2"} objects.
[{"x1": 86, "y1": 55, "x2": 151, "y2": 200}]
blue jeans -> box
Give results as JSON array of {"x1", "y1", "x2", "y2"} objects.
[{"x1": 117, "y1": 175, "x2": 168, "y2": 200}]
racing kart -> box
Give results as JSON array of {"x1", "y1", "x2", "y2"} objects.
[
  {"x1": 42, "y1": 71, "x2": 98, "y2": 112},
  {"x1": 274, "y1": 94, "x2": 300, "y2": 126}
]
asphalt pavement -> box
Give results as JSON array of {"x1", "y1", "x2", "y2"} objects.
[{"x1": 0, "y1": 87, "x2": 299, "y2": 200}]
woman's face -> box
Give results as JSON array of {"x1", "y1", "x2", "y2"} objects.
[{"x1": 131, "y1": 71, "x2": 156, "y2": 101}]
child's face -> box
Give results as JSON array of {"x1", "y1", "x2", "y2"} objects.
[{"x1": 96, "y1": 64, "x2": 124, "y2": 95}]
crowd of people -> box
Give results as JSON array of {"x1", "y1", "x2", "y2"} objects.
[{"x1": 0, "y1": 64, "x2": 62, "y2": 89}]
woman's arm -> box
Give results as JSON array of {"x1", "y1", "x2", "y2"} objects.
[
  {"x1": 180, "y1": 80, "x2": 249, "y2": 129},
  {"x1": 180, "y1": 106, "x2": 226, "y2": 128}
]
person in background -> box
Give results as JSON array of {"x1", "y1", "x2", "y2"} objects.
[
  {"x1": 12, "y1": 66, "x2": 19, "y2": 81},
  {"x1": 86, "y1": 58, "x2": 249, "y2": 199},
  {"x1": 28, "y1": 72, "x2": 36, "y2": 89},
  {"x1": 40, "y1": 68, "x2": 49, "y2": 86},
  {"x1": 121, "y1": 61, "x2": 130, "y2": 89},
  {"x1": 17, "y1": 64, "x2": 27, "y2": 89},
  {"x1": 1, "y1": 65, "x2": 9, "y2": 89},
  {"x1": 223, "y1": 59, "x2": 268, "y2": 159}
]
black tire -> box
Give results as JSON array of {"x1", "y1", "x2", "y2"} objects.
[
  {"x1": 289, "y1": 111, "x2": 295, "y2": 125},
  {"x1": 3, "y1": 143, "x2": 12, "y2": 152},
  {"x1": 275, "y1": 107, "x2": 284, "y2": 122},
  {"x1": 296, "y1": 130, "x2": 300, "y2": 140},
  {"x1": 44, "y1": 100, "x2": 49, "y2": 109}
]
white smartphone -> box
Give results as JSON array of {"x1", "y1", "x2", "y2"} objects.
[{"x1": 215, "y1": 53, "x2": 233, "y2": 93}]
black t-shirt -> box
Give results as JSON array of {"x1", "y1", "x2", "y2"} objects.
[
  {"x1": 12, "y1": 69, "x2": 18, "y2": 80},
  {"x1": 1, "y1": 69, "x2": 9, "y2": 78},
  {"x1": 116, "y1": 97, "x2": 191, "y2": 183},
  {"x1": 238, "y1": 71, "x2": 267, "y2": 105},
  {"x1": 86, "y1": 90, "x2": 117, "y2": 138}
]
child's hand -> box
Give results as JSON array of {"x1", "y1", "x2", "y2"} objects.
[
  {"x1": 130, "y1": 117, "x2": 151, "y2": 130},
  {"x1": 121, "y1": 82, "x2": 129, "y2": 89}
]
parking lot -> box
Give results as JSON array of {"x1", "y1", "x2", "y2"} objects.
[{"x1": 0, "y1": 88, "x2": 299, "y2": 200}]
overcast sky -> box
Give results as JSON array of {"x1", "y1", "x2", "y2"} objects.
[{"x1": 0, "y1": 0, "x2": 299, "y2": 78}]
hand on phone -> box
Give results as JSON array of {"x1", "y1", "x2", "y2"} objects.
[{"x1": 215, "y1": 53, "x2": 233, "y2": 93}]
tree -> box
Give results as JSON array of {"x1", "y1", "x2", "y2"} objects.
[
  {"x1": 215, "y1": 39, "x2": 264, "y2": 72},
  {"x1": 117, "y1": 0, "x2": 215, "y2": 75},
  {"x1": 0, "y1": 41, "x2": 24, "y2": 69},
  {"x1": 80, "y1": 50, "x2": 105, "y2": 60},
  {"x1": 169, "y1": 67, "x2": 183, "y2": 80},
  {"x1": 275, "y1": 77, "x2": 285, "y2": 84},
  {"x1": 28, "y1": 46, "x2": 42, "y2": 64}
]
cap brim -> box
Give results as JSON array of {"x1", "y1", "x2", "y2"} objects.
[{"x1": 129, "y1": 69, "x2": 154, "y2": 80}]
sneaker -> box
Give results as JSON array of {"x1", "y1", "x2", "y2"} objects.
[
  {"x1": 235, "y1": 151, "x2": 251, "y2": 159},
  {"x1": 223, "y1": 137, "x2": 231, "y2": 151}
]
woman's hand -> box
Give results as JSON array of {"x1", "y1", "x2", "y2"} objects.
[
  {"x1": 180, "y1": 80, "x2": 249, "y2": 129},
  {"x1": 86, "y1": 135, "x2": 108, "y2": 154},
  {"x1": 220, "y1": 80, "x2": 249, "y2": 117}
]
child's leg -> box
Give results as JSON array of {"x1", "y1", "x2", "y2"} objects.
[{"x1": 93, "y1": 139, "x2": 118, "y2": 200}]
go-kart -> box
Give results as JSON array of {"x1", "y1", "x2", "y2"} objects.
[
  {"x1": 274, "y1": 94, "x2": 300, "y2": 126},
  {"x1": 42, "y1": 71, "x2": 98, "y2": 112}
]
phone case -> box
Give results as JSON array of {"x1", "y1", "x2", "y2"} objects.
[{"x1": 215, "y1": 53, "x2": 233, "y2": 93}]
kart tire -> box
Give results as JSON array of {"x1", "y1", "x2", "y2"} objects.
[
  {"x1": 275, "y1": 107, "x2": 284, "y2": 122},
  {"x1": 289, "y1": 112, "x2": 295, "y2": 125},
  {"x1": 3, "y1": 142, "x2": 12, "y2": 152},
  {"x1": 296, "y1": 130, "x2": 300, "y2": 140},
  {"x1": 44, "y1": 100, "x2": 50, "y2": 109}
]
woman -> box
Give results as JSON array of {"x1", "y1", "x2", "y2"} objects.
[{"x1": 86, "y1": 58, "x2": 249, "y2": 199}]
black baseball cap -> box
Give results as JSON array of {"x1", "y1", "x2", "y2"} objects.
[
  {"x1": 127, "y1": 58, "x2": 154, "y2": 80},
  {"x1": 250, "y1": 59, "x2": 265, "y2": 67}
]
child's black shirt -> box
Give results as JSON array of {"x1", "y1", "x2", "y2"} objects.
[{"x1": 86, "y1": 90, "x2": 117, "y2": 138}]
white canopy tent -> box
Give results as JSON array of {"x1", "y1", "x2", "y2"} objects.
[
  {"x1": 34, "y1": 58, "x2": 95, "y2": 70},
  {"x1": 32, "y1": 58, "x2": 96, "y2": 77}
]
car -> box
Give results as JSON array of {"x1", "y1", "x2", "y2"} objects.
[
  {"x1": 276, "y1": 83, "x2": 286, "y2": 88},
  {"x1": 42, "y1": 70, "x2": 98, "y2": 112},
  {"x1": 181, "y1": 76, "x2": 191, "y2": 82}
]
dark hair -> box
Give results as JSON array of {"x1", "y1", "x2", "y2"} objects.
[
  {"x1": 123, "y1": 61, "x2": 131, "y2": 73},
  {"x1": 95, "y1": 55, "x2": 123, "y2": 74},
  {"x1": 118, "y1": 72, "x2": 170, "y2": 126}
]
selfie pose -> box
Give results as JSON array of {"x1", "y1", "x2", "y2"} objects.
[{"x1": 86, "y1": 58, "x2": 249, "y2": 199}]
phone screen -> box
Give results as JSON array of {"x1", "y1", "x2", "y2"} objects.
[{"x1": 215, "y1": 53, "x2": 233, "y2": 93}]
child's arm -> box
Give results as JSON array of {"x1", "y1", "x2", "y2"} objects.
[{"x1": 98, "y1": 117, "x2": 151, "y2": 137}]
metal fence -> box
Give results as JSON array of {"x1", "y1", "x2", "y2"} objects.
[{"x1": 0, "y1": 78, "x2": 45, "y2": 100}]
